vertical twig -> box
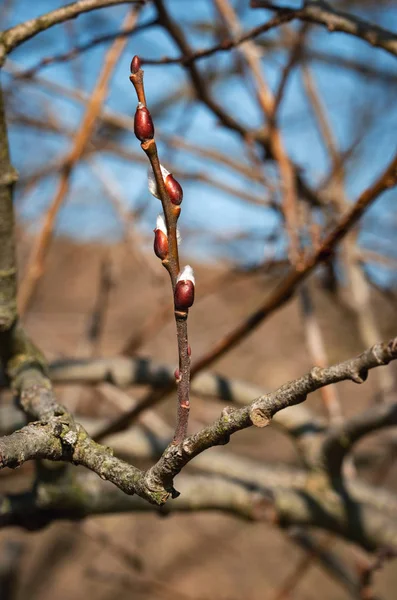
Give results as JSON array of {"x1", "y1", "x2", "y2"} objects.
[
  {"x1": 129, "y1": 57, "x2": 194, "y2": 443},
  {"x1": 272, "y1": 23, "x2": 309, "y2": 114}
]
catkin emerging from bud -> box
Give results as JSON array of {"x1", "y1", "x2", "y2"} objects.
[
  {"x1": 174, "y1": 265, "x2": 195, "y2": 311},
  {"x1": 148, "y1": 164, "x2": 183, "y2": 204},
  {"x1": 153, "y1": 214, "x2": 168, "y2": 260},
  {"x1": 148, "y1": 164, "x2": 169, "y2": 199},
  {"x1": 134, "y1": 102, "x2": 154, "y2": 142}
]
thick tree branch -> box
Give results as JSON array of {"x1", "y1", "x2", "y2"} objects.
[
  {"x1": 0, "y1": 383, "x2": 161, "y2": 504},
  {"x1": 1, "y1": 338, "x2": 396, "y2": 509}
]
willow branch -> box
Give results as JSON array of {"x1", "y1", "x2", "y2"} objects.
[{"x1": 129, "y1": 57, "x2": 193, "y2": 443}]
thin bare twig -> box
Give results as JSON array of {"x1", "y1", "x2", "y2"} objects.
[
  {"x1": 17, "y1": 8, "x2": 141, "y2": 315},
  {"x1": 214, "y1": 0, "x2": 300, "y2": 265},
  {"x1": 251, "y1": 0, "x2": 397, "y2": 58},
  {"x1": 12, "y1": 18, "x2": 157, "y2": 79},
  {"x1": 272, "y1": 23, "x2": 310, "y2": 115},
  {"x1": 0, "y1": 0, "x2": 145, "y2": 63},
  {"x1": 141, "y1": 11, "x2": 298, "y2": 66}
]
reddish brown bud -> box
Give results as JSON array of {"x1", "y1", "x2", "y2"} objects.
[
  {"x1": 175, "y1": 266, "x2": 195, "y2": 311},
  {"x1": 174, "y1": 368, "x2": 181, "y2": 381},
  {"x1": 130, "y1": 55, "x2": 141, "y2": 74},
  {"x1": 187, "y1": 345, "x2": 191, "y2": 357},
  {"x1": 154, "y1": 228, "x2": 168, "y2": 260},
  {"x1": 174, "y1": 280, "x2": 195, "y2": 311},
  {"x1": 165, "y1": 173, "x2": 183, "y2": 205},
  {"x1": 134, "y1": 103, "x2": 154, "y2": 142}
]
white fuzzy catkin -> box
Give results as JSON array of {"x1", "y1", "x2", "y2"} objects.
[
  {"x1": 177, "y1": 265, "x2": 195, "y2": 284},
  {"x1": 155, "y1": 213, "x2": 167, "y2": 234},
  {"x1": 155, "y1": 214, "x2": 181, "y2": 243},
  {"x1": 148, "y1": 164, "x2": 170, "y2": 199}
]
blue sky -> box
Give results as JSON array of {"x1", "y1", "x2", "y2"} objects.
[{"x1": 2, "y1": 0, "x2": 397, "y2": 284}]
